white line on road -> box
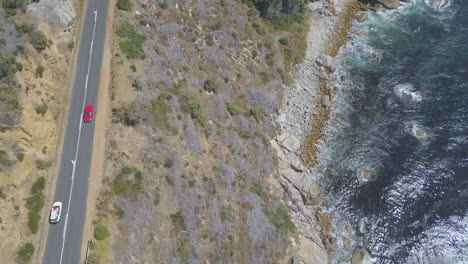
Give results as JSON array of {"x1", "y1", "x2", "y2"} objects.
[{"x1": 59, "y1": 9, "x2": 98, "y2": 264}]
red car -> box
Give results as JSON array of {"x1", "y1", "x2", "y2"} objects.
[{"x1": 84, "y1": 104, "x2": 94, "y2": 122}]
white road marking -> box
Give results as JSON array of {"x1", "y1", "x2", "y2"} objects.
[{"x1": 59, "y1": 9, "x2": 98, "y2": 264}]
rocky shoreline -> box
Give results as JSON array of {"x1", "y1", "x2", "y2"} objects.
[
  {"x1": 272, "y1": 1, "x2": 355, "y2": 263},
  {"x1": 272, "y1": 0, "x2": 385, "y2": 263}
]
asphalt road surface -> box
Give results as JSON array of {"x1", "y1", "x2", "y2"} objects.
[{"x1": 42, "y1": 0, "x2": 110, "y2": 263}]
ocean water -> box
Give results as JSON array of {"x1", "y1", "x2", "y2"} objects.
[{"x1": 318, "y1": 0, "x2": 468, "y2": 263}]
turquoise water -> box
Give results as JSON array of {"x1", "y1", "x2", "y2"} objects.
[{"x1": 321, "y1": 0, "x2": 468, "y2": 263}]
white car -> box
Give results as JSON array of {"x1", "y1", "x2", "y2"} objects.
[{"x1": 49, "y1": 201, "x2": 62, "y2": 224}]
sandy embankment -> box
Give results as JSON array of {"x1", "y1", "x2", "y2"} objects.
[{"x1": 272, "y1": 0, "x2": 359, "y2": 263}]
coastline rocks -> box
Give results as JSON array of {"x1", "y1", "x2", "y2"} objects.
[
  {"x1": 270, "y1": 140, "x2": 286, "y2": 160},
  {"x1": 291, "y1": 156, "x2": 306, "y2": 172},
  {"x1": 378, "y1": 0, "x2": 400, "y2": 9},
  {"x1": 317, "y1": 54, "x2": 334, "y2": 68},
  {"x1": 293, "y1": 235, "x2": 329, "y2": 264},
  {"x1": 308, "y1": 1, "x2": 323, "y2": 11},
  {"x1": 359, "y1": 169, "x2": 373, "y2": 182},
  {"x1": 342, "y1": 237, "x2": 351, "y2": 250},
  {"x1": 281, "y1": 168, "x2": 323, "y2": 205},
  {"x1": 318, "y1": 69, "x2": 329, "y2": 80},
  {"x1": 346, "y1": 225, "x2": 354, "y2": 237},
  {"x1": 279, "y1": 134, "x2": 301, "y2": 153},
  {"x1": 356, "y1": 12, "x2": 368, "y2": 22},
  {"x1": 321, "y1": 95, "x2": 330, "y2": 108},
  {"x1": 351, "y1": 248, "x2": 372, "y2": 264}
]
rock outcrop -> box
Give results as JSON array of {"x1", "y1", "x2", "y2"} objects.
[
  {"x1": 351, "y1": 248, "x2": 372, "y2": 264},
  {"x1": 377, "y1": 0, "x2": 400, "y2": 9},
  {"x1": 28, "y1": 0, "x2": 76, "y2": 32},
  {"x1": 278, "y1": 133, "x2": 301, "y2": 153}
]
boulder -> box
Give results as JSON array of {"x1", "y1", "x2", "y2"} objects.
[
  {"x1": 277, "y1": 132, "x2": 291, "y2": 143},
  {"x1": 270, "y1": 140, "x2": 286, "y2": 160},
  {"x1": 317, "y1": 54, "x2": 334, "y2": 68},
  {"x1": 281, "y1": 168, "x2": 323, "y2": 205},
  {"x1": 28, "y1": 0, "x2": 76, "y2": 32},
  {"x1": 346, "y1": 225, "x2": 354, "y2": 237},
  {"x1": 321, "y1": 95, "x2": 330, "y2": 108},
  {"x1": 281, "y1": 134, "x2": 301, "y2": 152},
  {"x1": 318, "y1": 69, "x2": 329, "y2": 80},
  {"x1": 290, "y1": 156, "x2": 306, "y2": 172},
  {"x1": 342, "y1": 237, "x2": 351, "y2": 250},
  {"x1": 378, "y1": 0, "x2": 400, "y2": 9},
  {"x1": 351, "y1": 248, "x2": 372, "y2": 264},
  {"x1": 301, "y1": 177, "x2": 323, "y2": 205},
  {"x1": 295, "y1": 235, "x2": 329, "y2": 264},
  {"x1": 356, "y1": 12, "x2": 368, "y2": 22},
  {"x1": 308, "y1": 1, "x2": 323, "y2": 11}
]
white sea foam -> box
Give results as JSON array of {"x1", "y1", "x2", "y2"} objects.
[
  {"x1": 424, "y1": 0, "x2": 452, "y2": 11},
  {"x1": 394, "y1": 83, "x2": 423, "y2": 102},
  {"x1": 405, "y1": 121, "x2": 429, "y2": 140}
]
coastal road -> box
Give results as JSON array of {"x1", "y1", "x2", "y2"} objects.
[{"x1": 42, "y1": 0, "x2": 110, "y2": 263}]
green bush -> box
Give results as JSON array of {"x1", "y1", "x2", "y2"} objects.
[
  {"x1": 30, "y1": 31, "x2": 48, "y2": 52},
  {"x1": 0, "y1": 87, "x2": 19, "y2": 111},
  {"x1": 0, "y1": 187, "x2": 6, "y2": 199},
  {"x1": 203, "y1": 80, "x2": 218, "y2": 93},
  {"x1": 35, "y1": 159, "x2": 50, "y2": 170},
  {"x1": 227, "y1": 103, "x2": 244, "y2": 116},
  {"x1": 230, "y1": 126, "x2": 252, "y2": 140},
  {"x1": 94, "y1": 224, "x2": 111, "y2": 240},
  {"x1": 270, "y1": 13, "x2": 305, "y2": 31},
  {"x1": 68, "y1": 41, "x2": 74, "y2": 50},
  {"x1": 170, "y1": 211, "x2": 185, "y2": 227},
  {"x1": 31, "y1": 177, "x2": 45, "y2": 194},
  {"x1": 149, "y1": 95, "x2": 171, "y2": 129},
  {"x1": 35, "y1": 104, "x2": 48, "y2": 116},
  {"x1": 256, "y1": 133, "x2": 271, "y2": 147},
  {"x1": 178, "y1": 237, "x2": 190, "y2": 262},
  {"x1": 163, "y1": 158, "x2": 173, "y2": 169},
  {"x1": 25, "y1": 192, "x2": 45, "y2": 234},
  {"x1": 153, "y1": 189, "x2": 160, "y2": 205},
  {"x1": 5, "y1": 8, "x2": 16, "y2": 16},
  {"x1": 180, "y1": 95, "x2": 207, "y2": 126},
  {"x1": 16, "y1": 152, "x2": 24, "y2": 162},
  {"x1": 260, "y1": 71, "x2": 269, "y2": 84},
  {"x1": 165, "y1": 175, "x2": 174, "y2": 186},
  {"x1": 129, "y1": 64, "x2": 136, "y2": 72},
  {"x1": 117, "y1": 0, "x2": 132, "y2": 11},
  {"x1": 112, "y1": 166, "x2": 143, "y2": 197},
  {"x1": 16, "y1": 45, "x2": 25, "y2": 54},
  {"x1": 17, "y1": 242, "x2": 34, "y2": 262},
  {"x1": 249, "y1": 107, "x2": 266, "y2": 122},
  {"x1": 0, "y1": 149, "x2": 13, "y2": 166},
  {"x1": 279, "y1": 37, "x2": 289, "y2": 45},
  {"x1": 117, "y1": 22, "x2": 146, "y2": 59},
  {"x1": 159, "y1": 2, "x2": 168, "y2": 9},
  {"x1": 35, "y1": 65, "x2": 44, "y2": 78},
  {"x1": 15, "y1": 62, "x2": 23, "y2": 71},
  {"x1": 220, "y1": 206, "x2": 234, "y2": 222},
  {"x1": 15, "y1": 23, "x2": 33, "y2": 36},
  {"x1": 0, "y1": 52, "x2": 18, "y2": 78},
  {"x1": 264, "y1": 203, "x2": 296, "y2": 235}
]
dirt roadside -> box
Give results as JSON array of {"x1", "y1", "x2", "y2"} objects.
[
  {"x1": 34, "y1": 0, "x2": 89, "y2": 263},
  {"x1": 79, "y1": 0, "x2": 115, "y2": 261}
]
